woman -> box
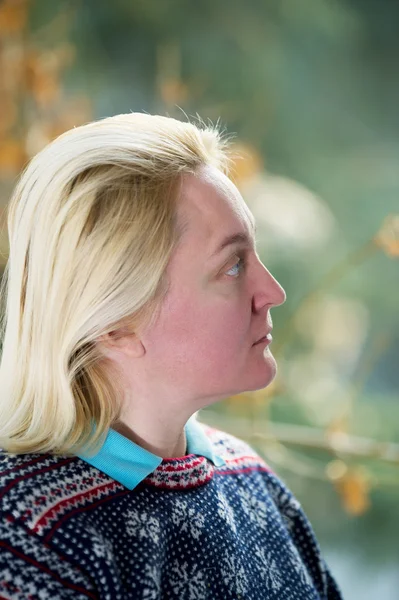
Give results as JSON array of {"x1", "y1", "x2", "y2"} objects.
[{"x1": 0, "y1": 113, "x2": 342, "y2": 599}]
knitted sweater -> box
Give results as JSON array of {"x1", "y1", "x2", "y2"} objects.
[{"x1": 0, "y1": 418, "x2": 343, "y2": 600}]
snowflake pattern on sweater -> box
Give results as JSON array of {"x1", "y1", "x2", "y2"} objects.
[{"x1": 0, "y1": 424, "x2": 343, "y2": 599}]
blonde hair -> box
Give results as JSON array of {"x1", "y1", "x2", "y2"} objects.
[{"x1": 0, "y1": 113, "x2": 229, "y2": 455}]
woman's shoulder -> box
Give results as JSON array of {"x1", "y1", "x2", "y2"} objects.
[
  {"x1": 198, "y1": 420, "x2": 305, "y2": 517},
  {"x1": 0, "y1": 451, "x2": 78, "y2": 519},
  {"x1": 0, "y1": 450, "x2": 79, "y2": 490},
  {"x1": 0, "y1": 450, "x2": 118, "y2": 537},
  {"x1": 0, "y1": 450, "x2": 72, "y2": 494}
]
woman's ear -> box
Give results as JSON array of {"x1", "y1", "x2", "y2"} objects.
[{"x1": 97, "y1": 328, "x2": 146, "y2": 359}]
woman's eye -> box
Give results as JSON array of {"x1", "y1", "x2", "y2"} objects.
[{"x1": 225, "y1": 256, "x2": 246, "y2": 278}]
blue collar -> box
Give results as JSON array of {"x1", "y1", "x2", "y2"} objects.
[{"x1": 77, "y1": 415, "x2": 225, "y2": 490}]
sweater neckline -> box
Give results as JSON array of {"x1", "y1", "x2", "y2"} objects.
[
  {"x1": 77, "y1": 415, "x2": 225, "y2": 490},
  {"x1": 143, "y1": 453, "x2": 216, "y2": 490}
]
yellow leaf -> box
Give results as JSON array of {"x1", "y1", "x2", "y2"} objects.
[
  {"x1": 1, "y1": 44, "x2": 25, "y2": 93},
  {"x1": 0, "y1": 138, "x2": 26, "y2": 174},
  {"x1": 0, "y1": 99, "x2": 17, "y2": 134},
  {"x1": 24, "y1": 51, "x2": 62, "y2": 108},
  {"x1": 333, "y1": 467, "x2": 371, "y2": 516},
  {"x1": 374, "y1": 214, "x2": 399, "y2": 258},
  {"x1": 0, "y1": 0, "x2": 28, "y2": 34},
  {"x1": 33, "y1": 73, "x2": 61, "y2": 108}
]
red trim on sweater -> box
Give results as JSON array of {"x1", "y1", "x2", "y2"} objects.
[
  {"x1": 44, "y1": 486, "x2": 130, "y2": 542},
  {"x1": 33, "y1": 480, "x2": 120, "y2": 535}
]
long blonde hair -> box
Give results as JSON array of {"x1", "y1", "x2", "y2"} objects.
[{"x1": 0, "y1": 113, "x2": 229, "y2": 455}]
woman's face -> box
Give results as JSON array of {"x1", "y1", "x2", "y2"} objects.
[{"x1": 138, "y1": 164, "x2": 286, "y2": 410}]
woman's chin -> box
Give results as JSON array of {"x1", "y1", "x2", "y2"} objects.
[{"x1": 251, "y1": 350, "x2": 277, "y2": 391}]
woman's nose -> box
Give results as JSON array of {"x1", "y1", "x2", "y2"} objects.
[{"x1": 253, "y1": 261, "x2": 286, "y2": 311}]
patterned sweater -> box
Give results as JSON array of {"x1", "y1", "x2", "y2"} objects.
[{"x1": 0, "y1": 418, "x2": 343, "y2": 599}]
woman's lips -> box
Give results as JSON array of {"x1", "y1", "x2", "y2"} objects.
[{"x1": 253, "y1": 333, "x2": 272, "y2": 345}]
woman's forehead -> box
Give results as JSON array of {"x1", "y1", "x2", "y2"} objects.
[{"x1": 179, "y1": 167, "x2": 255, "y2": 241}]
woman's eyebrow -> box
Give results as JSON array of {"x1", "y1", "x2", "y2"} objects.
[{"x1": 209, "y1": 229, "x2": 256, "y2": 260}]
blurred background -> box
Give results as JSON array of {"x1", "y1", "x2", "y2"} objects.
[{"x1": 0, "y1": 1, "x2": 398, "y2": 597}]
